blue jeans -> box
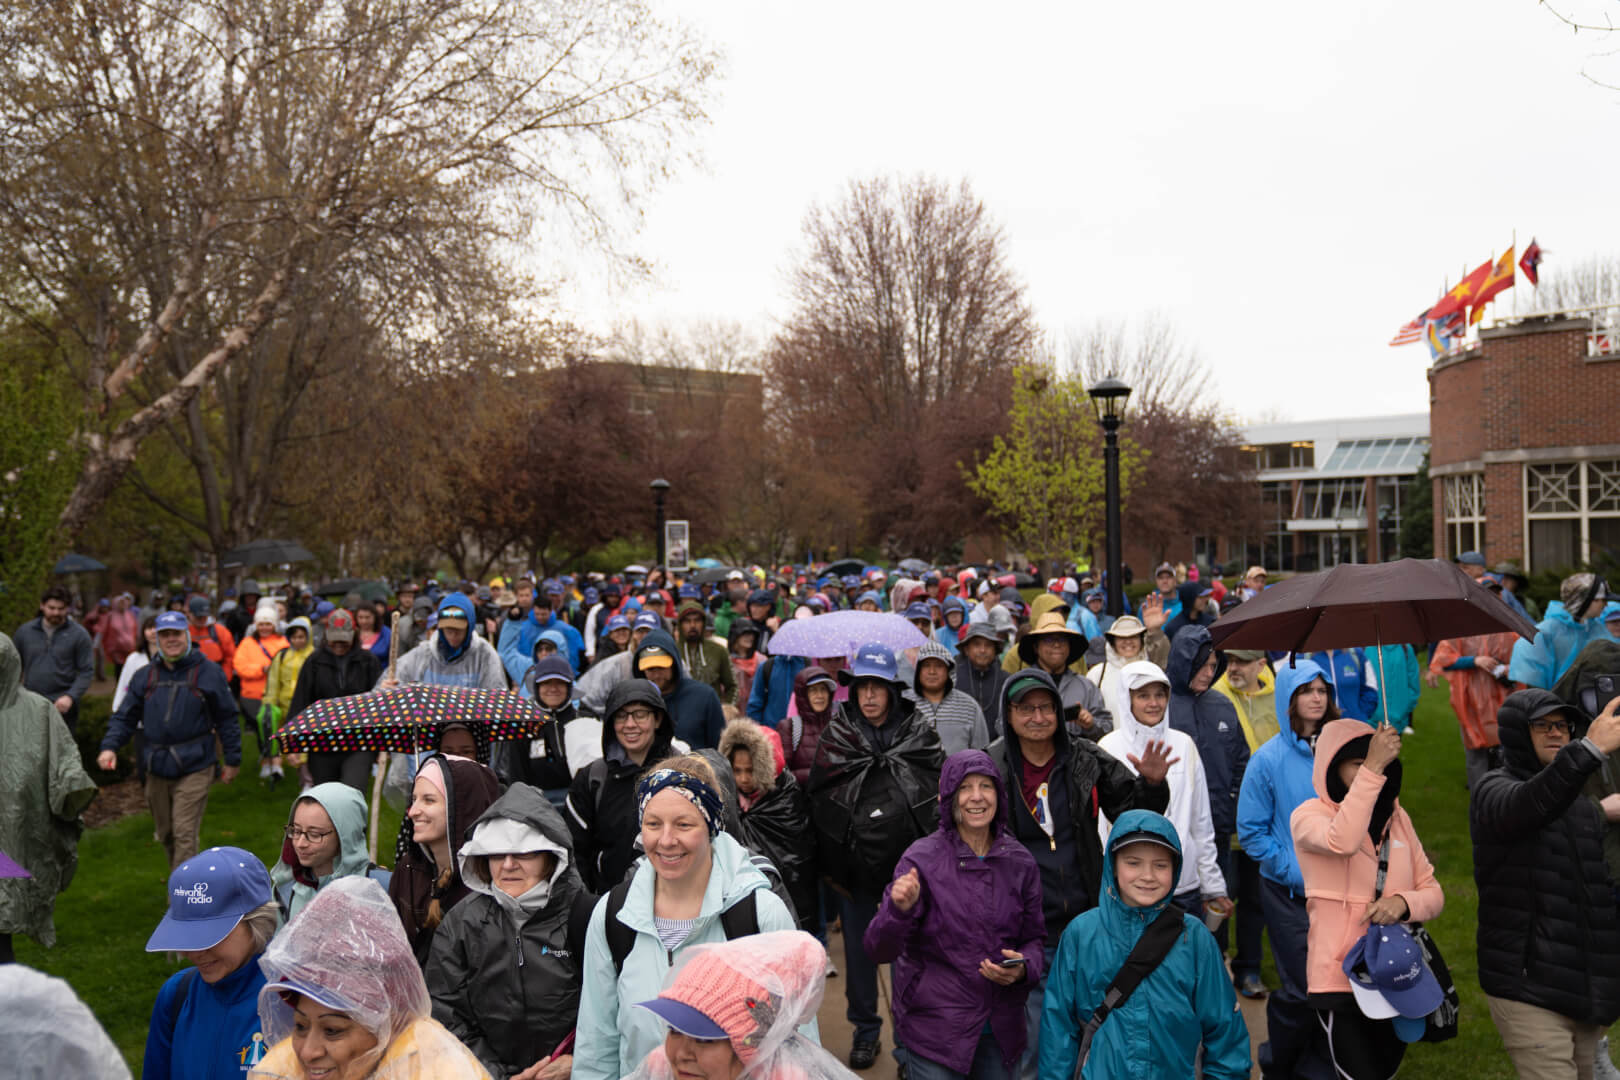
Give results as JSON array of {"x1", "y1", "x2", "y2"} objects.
[
  {"x1": 839, "y1": 894, "x2": 882, "y2": 1042},
  {"x1": 901, "y1": 1030, "x2": 1005, "y2": 1080}
]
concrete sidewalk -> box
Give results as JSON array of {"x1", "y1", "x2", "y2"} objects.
[{"x1": 813, "y1": 927, "x2": 1267, "y2": 1079}]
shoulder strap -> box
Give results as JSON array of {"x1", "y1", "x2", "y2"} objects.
[
  {"x1": 760, "y1": 656, "x2": 774, "y2": 689},
  {"x1": 604, "y1": 878, "x2": 636, "y2": 976},
  {"x1": 166, "y1": 967, "x2": 199, "y2": 1042},
  {"x1": 719, "y1": 891, "x2": 761, "y2": 941},
  {"x1": 1072, "y1": 905, "x2": 1184, "y2": 1079},
  {"x1": 567, "y1": 889, "x2": 598, "y2": 965}
]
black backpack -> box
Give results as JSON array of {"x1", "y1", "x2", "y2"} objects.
[{"x1": 599, "y1": 876, "x2": 760, "y2": 975}]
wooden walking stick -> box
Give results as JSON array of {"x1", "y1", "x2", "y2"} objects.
[{"x1": 369, "y1": 611, "x2": 402, "y2": 863}]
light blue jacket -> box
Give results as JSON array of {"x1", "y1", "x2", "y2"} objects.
[
  {"x1": 1039, "y1": 810, "x2": 1250, "y2": 1080},
  {"x1": 499, "y1": 607, "x2": 584, "y2": 683},
  {"x1": 572, "y1": 832, "x2": 810, "y2": 1080},
  {"x1": 1236, "y1": 660, "x2": 1325, "y2": 892},
  {"x1": 1510, "y1": 601, "x2": 1611, "y2": 689}
]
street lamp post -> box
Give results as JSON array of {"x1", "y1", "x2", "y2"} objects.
[
  {"x1": 650, "y1": 478, "x2": 671, "y2": 569},
  {"x1": 1088, "y1": 377, "x2": 1132, "y2": 617}
]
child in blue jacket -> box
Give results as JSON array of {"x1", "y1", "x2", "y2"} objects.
[{"x1": 1039, "y1": 810, "x2": 1249, "y2": 1080}]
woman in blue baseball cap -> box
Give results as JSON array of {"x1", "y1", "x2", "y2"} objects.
[{"x1": 143, "y1": 846, "x2": 281, "y2": 1078}]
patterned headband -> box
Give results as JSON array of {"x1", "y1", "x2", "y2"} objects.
[{"x1": 636, "y1": 768, "x2": 725, "y2": 837}]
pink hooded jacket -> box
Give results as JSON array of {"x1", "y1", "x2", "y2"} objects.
[{"x1": 1290, "y1": 719, "x2": 1444, "y2": 995}]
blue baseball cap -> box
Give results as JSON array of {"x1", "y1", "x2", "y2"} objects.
[
  {"x1": 154, "y1": 611, "x2": 189, "y2": 633},
  {"x1": 903, "y1": 602, "x2": 933, "y2": 621},
  {"x1": 313, "y1": 600, "x2": 336, "y2": 618},
  {"x1": 635, "y1": 997, "x2": 728, "y2": 1041},
  {"x1": 1342, "y1": 923, "x2": 1442, "y2": 1020},
  {"x1": 584, "y1": 586, "x2": 600, "y2": 605},
  {"x1": 840, "y1": 642, "x2": 900, "y2": 685},
  {"x1": 145, "y1": 846, "x2": 272, "y2": 952},
  {"x1": 634, "y1": 610, "x2": 662, "y2": 631},
  {"x1": 605, "y1": 614, "x2": 632, "y2": 633},
  {"x1": 544, "y1": 580, "x2": 565, "y2": 597}
]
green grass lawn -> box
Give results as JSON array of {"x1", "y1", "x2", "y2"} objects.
[
  {"x1": 14, "y1": 678, "x2": 1613, "y2": 1076},
  {"x1": 15, "y1": 724, "x2": 403, "y2": 1073}
]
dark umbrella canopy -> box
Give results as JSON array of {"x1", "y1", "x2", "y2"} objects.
[
  {"x1": 316, "y1": 579, "x2": 392, "y2": 603},
  {"x1": 52, "y1": 553, "x2": 106, "y2": 574},
  {"x1": 222, "y1": 538, "x2": 314, "y2": 567},
  {"x1": 1208, "y1": 558, "x2": 1538, "y2": 653},
  {"x1": 897, "y1": 557, "x2": 932, "y2": 576},
  {"x1": 689, "y1": 566, "x2": 740, "y2": 586},
  {"x1": 823, "y1": 558, "x2": 867, "y2": 577}
]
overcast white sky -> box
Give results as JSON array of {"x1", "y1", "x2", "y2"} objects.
[{"x1": 554, "y1": 0, "x2": 1620, "y2": 422}]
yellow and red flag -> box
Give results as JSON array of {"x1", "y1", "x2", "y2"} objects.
[
  {"x1": 1429, "y1": 258, "x2": 1493, "y2": 322},
  {"x1": 1469, "y1": 247, "x2": 1516, "y2": 325}
]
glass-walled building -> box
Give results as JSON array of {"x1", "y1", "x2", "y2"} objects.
[{"x1": 1229, "y1": 415, "x2": 1430, "y2": 572}]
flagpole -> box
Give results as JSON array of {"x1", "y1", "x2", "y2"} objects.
[{"x1": 1513, "y1": 228, "x2": 1519, "y2": 319}]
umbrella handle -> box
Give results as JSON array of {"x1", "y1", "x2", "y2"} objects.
[
  {"x1": 369, "y1": 751, "x2": 388, "y2": 863},
  {"x1": 1374, "y1": 613, "x2": 1389, "y2": 727}
]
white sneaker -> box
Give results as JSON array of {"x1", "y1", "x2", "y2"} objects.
[
  {"x1": 1597, "y1": 1038, "x2": 1620, "y2": 1080},
  {"x1": 258, "y1": 761, "x2": 272, "y2": 780}
]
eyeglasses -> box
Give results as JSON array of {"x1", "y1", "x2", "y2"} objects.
[
  {"x1": 1010, "y1": 701, "x2": 1058, "y2": 718},
  {"x1": 615, "y1": 707, "x2": 657, "y2": 725},
  {"x1": 285, "y1": 826, "x2": 333, "y2": 842},
  {"x1": 1529, "y1": 718, "x2": 1573, "y2": 735}
]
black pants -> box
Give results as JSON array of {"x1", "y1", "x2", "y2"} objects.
[
  {"x1": 308, "y1": 750, "x2": 376, "y2": 792},
  {"x1": 1313, "y1": 1004, "x2": 1407, "y2": 1079},
  {"x1": 0, "y1": 932, "x2": 12, "y2": 964},
  {"x1": 1224, "y1": 848, "x2": 1265, "y2": 980}
]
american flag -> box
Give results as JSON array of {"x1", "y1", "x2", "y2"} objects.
[{"x1": 1389, "y1": 308, "x2": 1431, "y2": 347}]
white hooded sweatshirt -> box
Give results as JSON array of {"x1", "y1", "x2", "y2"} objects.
[{"x1": 1096, "y1": 660, "x2": 1226, "y2": 901}]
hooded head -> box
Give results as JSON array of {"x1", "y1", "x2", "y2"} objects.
[
  {"x1": 1275, "y1": 658, "x2": 1333, "y2": 741},
  {"x1": 392, "y1": 753, "x2": 501, "y2": 878},
  {"x1": 1498, "y1": 687, "x2": 1587, "y2": 777},
  {"x1": 1101, "y1": 810, "x2": 1183, "y2": 925},
  {"x1": 911, "y1": 639, "x2": 957, "y2": 696},
  {"x1": 1312, "y1": 718, "x2": 1402, "y2": 844},
  {"x1": 792, "y1": 665, "x2": 838, "y2": 721},
  {"x1": 601, "y1": 677, "x2": 675, "y2": 761},
  {"x1": 676, "y1": 598, "x2": 708, "y2": 640},
  {"x1": 457, "y1": 782, "x2": 581, "y2": 926},
  {"x1": 719, "y1": 718, "x2": 784, "y2": 797},
  {"x1": 940, "y1": 595, "x2": 968, "y2": 627},
  {"x1": 633, "y1": 627, "x2": 687, "y2": 695},
  {"x1": 1176, "y1": 580, "x2": 1206, "y2": 615},
  {"x1": 1166, "y1": 625, "x2": 1226, "y2": 697},
  {"x1": 727, "y1": 617, "x2": 760, "y2": 658},
  {"x1": 0, "y1": 633, "x2": 21, "y2": 710},
  {"x1": 937, "y1": 748, "x2": 1009, "y2": 837},
  {"x1": 279, "y1": 783, "x2": 372, "y2": 890},
  {"x1": 1112, "y1": 660, "x2": 1173, "y2": 746},
  {"x1": 433, "y1": 592, "x2": 477, "y2": 663}
]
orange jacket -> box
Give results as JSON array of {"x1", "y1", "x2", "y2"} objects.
[
  {"x1": 189, "y1": 620, "x2": 237, "y2": 683},
  {"x1": 234, "y1": 632, "x2": 288, "y2": 702},
  {"x1": 1290, "y1": 719, "x2": 1444, "y2": 995}
]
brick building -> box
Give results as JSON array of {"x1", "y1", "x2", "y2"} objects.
[{"x1": 1429, "y1": 314, "x2": 1620, "y2": 572}]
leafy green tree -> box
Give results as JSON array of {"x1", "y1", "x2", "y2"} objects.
[
  {"x1": 0, "y1": 365, "x2": 81, "y2": 631},
  {"x1": 964, "y1": 366, "x2": 1142, "y2": 569},
  {"x1": 1400, "y1": 451, "x2": 1434, "y2": 559}
]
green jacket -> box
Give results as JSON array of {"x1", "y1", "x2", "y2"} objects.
[
  {"x1": 0, "y1": 632, "x2": 97, "y2": 946},
  {"x1": 675, "y1": 600, "x2": 738, "y2": 704}
]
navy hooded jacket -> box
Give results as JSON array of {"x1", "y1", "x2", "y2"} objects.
[
  {"x1": 632, "y1": 628, "x2": 725, "y2": 750},
  {"x1": 1166, "y1": 627, "x2": 1248, "y2": 838}
]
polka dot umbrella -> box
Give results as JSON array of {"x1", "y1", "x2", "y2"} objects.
[{"x1": 279, "y1": 683, "x2": 550, "y2": 756}]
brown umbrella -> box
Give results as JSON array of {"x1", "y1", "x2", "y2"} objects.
[
  {"x1": 1209, "y1": 559, "x2": 1536, "y2": 652},
  {"x1": 1208, "y1": 559, "x2": 1538, "y2": 723}
]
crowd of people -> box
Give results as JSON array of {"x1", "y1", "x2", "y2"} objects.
[{"x1": 4, "y1": 553, "x2": 1620, "y2": 1079}]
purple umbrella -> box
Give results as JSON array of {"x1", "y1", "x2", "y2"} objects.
[
  {"x1": 0, "y1": 849, "x2": 31, "y2": 879},
  {"x1": 766, "y1": 610, "x2": 930, "y2": 659}
]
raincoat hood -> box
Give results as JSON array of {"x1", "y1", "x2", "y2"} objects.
[
  {"x1": 0, "y1": 633, "x2": 19, "y2": 709},
  {"x1": 633, "y1": 628, "x2": 687, "y2": 690},
  {"x1": 1311, "y1": 718, "x2": 1403, "y2": 842},
  {"x1": 1176, "y1": 581, "x2": 1206, "y2": 613},
  {"x1": 1274, "y1": 658, "x2": 1331, "y2": 739},
  {"x1": 435, "y1": 591, "x2": 477, "y2": 663},
  {"x1": 935, "y1": 748, "x2": 1008, "y2": 835},
  {"x1": 599, "y1": 678, "x2": 675, "y2": 759},
  {"x1": 1101, "y1": 809, "x2": 1184, "y2": 929},
  {"x1": 1165, "y1": 625, "x2": 1225, "y2": 697},
  {"x1": 792, "y1": 665, "x2": 837, "y2": 722},
  {"x1": 1108, "y1": 660, "x2": 1173, "y2": 753},
  {"x1": 911, "y1": 639, "x2": 956, "y2": 695},
  {"x1": 1028, "y1": 592, "x2": 1069, "y2": 622},
  {"x1": 727, "y1": 617, "x2": 760, "y2": 658},
  {"x1": 457, "y1": 782, "x2": 580, "y2": 926},
  {"x1": 392, "y1": 753, "x2": 501, "y2": 873},
  {"x1": 279, "y1": 783, "x2": 372, "y2": 891}
]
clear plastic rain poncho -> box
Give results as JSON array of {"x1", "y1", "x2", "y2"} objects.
[
  {"x1": 254, "y1": 876, "x2": 446, "y2": 1078},
  {"x1": 0, "y1": 964, "x2": 132, "y2": 1080},
  {"x1": 627, "y1": 930, "x2": 859, "y2": 1080}
]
